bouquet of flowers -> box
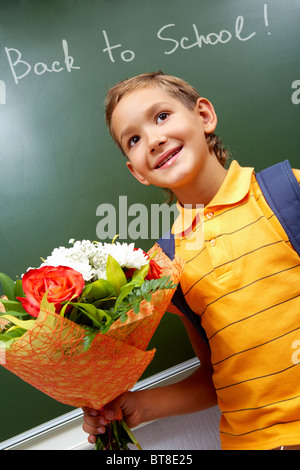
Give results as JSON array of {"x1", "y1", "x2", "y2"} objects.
[{"x1": 0, "y1": 238, "x2": 184, "y2": 450}]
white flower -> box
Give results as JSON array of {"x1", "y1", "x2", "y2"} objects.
[
  {"x1": 104, "y1": 242, "x2": 148, "y2": 269},
  {"x1": 41, "y1": 241, "x2": 96, "y2": 281},
  {"x1": 40, "y1": 239, "x2": 149, "y2": 282}
]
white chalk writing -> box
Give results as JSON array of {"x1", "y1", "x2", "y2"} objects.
[
  {"x1": 157, "y1": 16, "x2": 256, "y2": 55},
  {"x1": 5, "y1": 39, "x2": 80, "y2": 85},
  {"x1": 0, "y1": 4, "x2": 293, "y2": 104},
  {"x1": 102, "y1": 30, "x2": 135, "y2": 63}
]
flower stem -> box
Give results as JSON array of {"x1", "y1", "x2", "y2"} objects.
[
  {"x1": 94, "y1": 419, "x2": 142, "y2": 450},
  {"x1": 121, "y1": 420, "x2": 142, "y2": 450}
]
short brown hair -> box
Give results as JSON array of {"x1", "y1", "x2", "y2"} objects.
[{"x1": 105, "y1": 71, "x2": 230, "y2": 167}]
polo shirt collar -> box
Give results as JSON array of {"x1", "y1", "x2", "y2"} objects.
[{"x1": 172, "y1": 160, "x2": 254, "y2": 236}]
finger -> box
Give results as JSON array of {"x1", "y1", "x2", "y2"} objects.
[
  {"x1": 82, "y1": 420, "x2": 106, "y2": 436},
  {"x1": 81, "y1": 406, "x2": 110, "y2": 425},
  {"x1": 82, "y1": 412, "x2": 109, "y2": 428},
  {"x1": 103, "y1": 403, "x2": 122, "y2": 421},
  {"x1": 81, "y1": 406, "x2": 99, "y2": 416},
  {"x1": 103, "y1": 394, "x2": 126, "y2": 420},
  {"x1": 88, "y1": 434, "x2": 97, "y2": 445}
]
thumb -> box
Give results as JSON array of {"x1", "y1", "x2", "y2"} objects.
[{"x1": 103, "y1": 395, "x2": 125, "y2": 421}]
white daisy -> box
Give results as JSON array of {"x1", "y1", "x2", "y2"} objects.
[
  {"x1": 104, "y1": 242, "x2": 148, "y2": 269},
  {"x1": 40, "y1": 239, "x2": 149, "y2": 282}
]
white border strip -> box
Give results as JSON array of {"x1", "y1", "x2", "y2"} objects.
[{"x1": 1, "y1": 357, "x2": 199, "y2": 450}]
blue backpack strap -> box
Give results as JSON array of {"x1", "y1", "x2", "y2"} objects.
[
  {"x1": 157, "y1": 230, "x2": 209, "y2": 345},
  {"x1": 256, "y1": 159, "x2": 300, "y2": 256},
  {"x1": 157, "y1": 230, "x2": 175, "y2": 260}
]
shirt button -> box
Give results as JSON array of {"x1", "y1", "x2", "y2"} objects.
[
  {"x1": 206, "y1": 212, "x2": 214, "y2": 219},
  {"x1": 210, "y1": 238, "x2": 216, "y2": 247}
]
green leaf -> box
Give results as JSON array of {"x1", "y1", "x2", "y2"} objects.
[
  {"x1": 0, "y1": 336, "x2": 18, "y2": 350},
  {"x1": 106, "y1": 255, "x2": 127, "y2": 296},
  {"x1": 3, "y1": 326, "x2": 27, "y2": 337},
  {"x1": 13, "y1": 279, "x2": 25, "y2": 299},
  {"x1": 0, "y1": 332, "x2": 17, "y2": 342},
  {"x1": 112, "y1": 275, "x2": 177, "y2": 319},
  {"x1": 59, "y1": 292, "x2": 87, "y2": 318},
  {"x1": 1, "y1": 314, "x2": 36, "y2": 331},
  {"x1": 0, "y1": 299, "x2": 28, "y2": 314},
  {"x1": 113, "y1": 282, "x2": 135, "y2": 314},
  {"x1": 0, "y1": 326, "x2": 28, "y2": 349},
  {"x1": 59, "y1": 300, "x2": 73, "y2": 318},
  {"x1": 112, "y1": 263, "x2": 150, "y2": 313},
  {"x1": 119, "y1": 313, "x2": 128, "y2": 323},
  {"x1": 68, "y1": 302, "x2": 113, "y2": 330},
  {"x1": 81, "y1": 284, "x2": 93, "y2": 298},
  {"x1": 0, "y1": 273, "x2": 16, "y2": 301},
  {"x1": 82, "y1": 327, "x2": 98, "y2": 352},
  {"x1": 0, "y1": 309, "x2": 29, "y2": 318},
  {"x1": 131, "y1": 263, "x2": 149, "y2": 286},
  {"x1": 0, "y1": 326, "x2": 26, "y2": 350},
  {"x1": 90, "y1": 279, "x2": 116, "y2": 301}
]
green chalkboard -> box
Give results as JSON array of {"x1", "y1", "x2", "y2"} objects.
[{"x1": 0, "y1": 0, "x2": 299, "y2": 442}]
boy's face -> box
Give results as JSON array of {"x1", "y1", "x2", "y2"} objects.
[{"x1": 110, "y1": 86, "x2": 217, "y2": 192}]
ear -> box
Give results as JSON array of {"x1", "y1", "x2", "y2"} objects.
[
  {"x1": 195, "y1": 97, "x2": 217, "y2": 134},
  {"x1": 126, "y1": 161, "x2": 151, "y2": 186}
]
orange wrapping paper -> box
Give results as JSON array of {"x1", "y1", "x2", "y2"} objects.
[{"x1": 2, "y1": 245, "x2": 184, "y2": 410}]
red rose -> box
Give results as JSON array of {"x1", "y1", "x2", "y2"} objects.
[
  {"x1": 17, "y1": 265, "x2": 85, "y2": 317},
  {"x1": 124, "y1": 252, "x2": 162, "y2": 281},
  {"x1": 146, "y1": 259, "x2": 162, "y2": 280}
]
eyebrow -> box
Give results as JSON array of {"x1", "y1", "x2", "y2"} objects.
[
  {"x1": 120, "y1": 125, "x2": 137, "y2": 144},
  {"x1": 119, "y1": 101, "x2": 170, "y2": 144}
]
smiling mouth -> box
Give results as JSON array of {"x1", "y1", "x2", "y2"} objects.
[{"x1": 155, "y1": 146, "x2": 183, "y2": 169}]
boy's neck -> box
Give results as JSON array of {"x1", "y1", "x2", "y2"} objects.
[{"x1": 173, "y1": 154, "x2": 228, "y2": 208}]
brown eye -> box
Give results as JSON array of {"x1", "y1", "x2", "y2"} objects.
[
  {"x1": 156, "y1": 112, "x2": 169, "y2": 124},
  {"x1": 129, "y1": 136, "x2": 140, "y2": 148}
]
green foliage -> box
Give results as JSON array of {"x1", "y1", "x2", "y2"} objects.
[
  {"x1": 115, "y1": 276, "x2": 176, "y2": 323},
  {"x1": 0, "y1": 259, "x2": 177, "y2": 352}
]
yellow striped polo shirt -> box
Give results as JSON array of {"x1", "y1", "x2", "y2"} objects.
[{"x1": 173, "y1": 160, "x2": 300, "y2": 450}]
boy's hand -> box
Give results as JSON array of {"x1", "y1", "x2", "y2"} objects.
[
  {"x1": 82, "y1": 391, "x2": 142, "y2": 444},
  {"x1": 81, "y1": 407, "x2": 109, "y2": 444}
]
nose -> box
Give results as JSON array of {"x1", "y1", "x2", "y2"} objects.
[{"x1": 148, "y1": 133, "x2": 167, "y2": 153}]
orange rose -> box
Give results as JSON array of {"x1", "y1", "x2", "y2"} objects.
[{"x1": 17, "y1": 266, "x2": 85, "y2": 317}]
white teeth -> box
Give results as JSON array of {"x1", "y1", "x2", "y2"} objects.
[
  {"x1": 157, "y1": 150, "x2": 179, "y2": 168},
  {"x1": 158, "y1": 155, "x2": 172, "y2": 168}
]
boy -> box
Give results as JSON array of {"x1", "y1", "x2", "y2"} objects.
[{"x1": 82, "y1": 72, "x2": 300, "y2": 450}]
